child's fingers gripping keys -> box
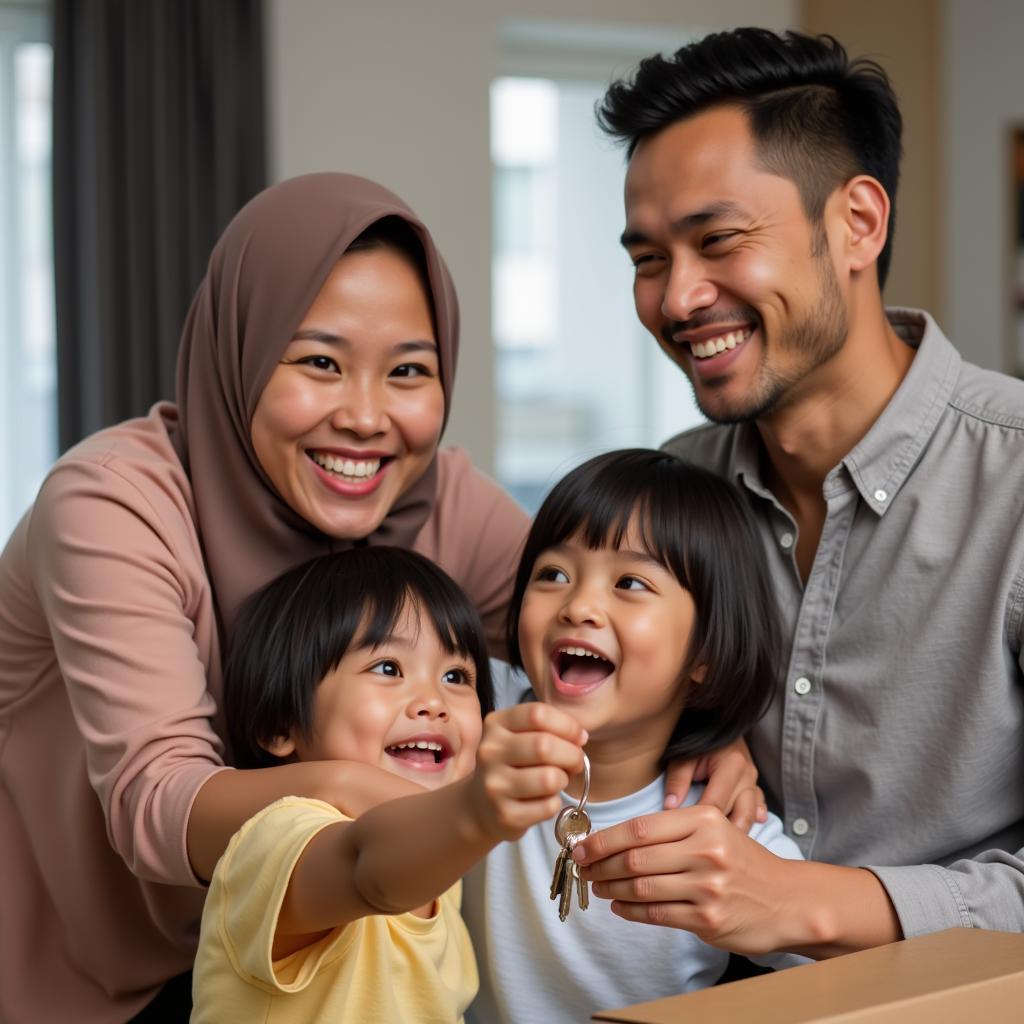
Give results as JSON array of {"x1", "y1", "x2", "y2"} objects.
[{"x1": 472, "y1": 702, "x2": 588, "y2": 841}]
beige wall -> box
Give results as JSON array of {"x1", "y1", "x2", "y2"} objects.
[
  {"x1": 265, "y1": 0, "x2": 797, "y2": 472},
  {"x1": 801, "y1": 0, "x2": 943, "y2": 323}
]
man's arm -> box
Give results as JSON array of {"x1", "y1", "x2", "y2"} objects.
[
  {"x1": 574, "y1": 805, "x2": 901, "y2": 958},
  {"x1": 277, "y1": 703, "x2": 586, "y2": 940},
  {"x1": 869, "y1": 849, "x2": 1024, "y2": 938}
]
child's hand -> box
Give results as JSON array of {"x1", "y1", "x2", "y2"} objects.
[{"x1": 468, "y1": 702, "x2": 587, "y2": 843}]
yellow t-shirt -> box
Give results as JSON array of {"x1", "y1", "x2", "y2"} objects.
[{"x1": 191, "y1": 797, "x2": 478, "y2": 1024}]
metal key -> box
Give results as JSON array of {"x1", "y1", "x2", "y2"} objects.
[{"x1": 549, "y1": 753, "x2": 592, "y2": 921}]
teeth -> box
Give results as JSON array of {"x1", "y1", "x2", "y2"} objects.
[
  {"x1": 390, "y1": 740, "x2": 443, "y2": 752},
  {"x1": 311, "y1": 452, "x2": 382, "y2": 478},
  {"x1": 690, "y1": 328, "x2": 752, "y2": 359},
  {"x1": 558, "y1": 646, "x2": 605, "y2": 660}
]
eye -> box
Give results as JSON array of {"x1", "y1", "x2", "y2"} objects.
[
  {"x1": 390, "y1": 363, "x2": 433, "y2": 379},
  {"x1": 370, "y1": 659, "x2": 402, "y2": 677},
  {"x1": 615, "y1": 575, "x2": 650, "y2": 592},
  {"x1": 629, "y1": 251, "x2": 663, "y2": 275},
  {"x1": 442, "y1": 667, "x2": 473, "y2": 686},
  {"x1": 291, "y1": 354, "x2": 340, "y2": 373},
  {"x1": 701, "y1": 231, "x2": 739, "y2": 250},
  {"x1": 534, "y1": 566, "x2": 569, "y2": 584}
]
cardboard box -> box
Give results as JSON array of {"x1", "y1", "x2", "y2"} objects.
[{"x1": 592, "y1": 928, "x2": 1024, "y2": 1023}]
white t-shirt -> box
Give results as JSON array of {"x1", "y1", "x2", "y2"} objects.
[{"x1": 465, "y1": 662, "x2": 807, "y2": 1024}]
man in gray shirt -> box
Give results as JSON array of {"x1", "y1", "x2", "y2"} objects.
[{"x1": 572, "y1": 27, "x2": 1024, "y2": 958}]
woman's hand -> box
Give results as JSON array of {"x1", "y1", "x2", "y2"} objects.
[
  {"x1": 468, "y1": 702, "x2": 587, "y2": 842},
  {"x1": 662, "y1": 736, "x2": 766, "y2": 831}
]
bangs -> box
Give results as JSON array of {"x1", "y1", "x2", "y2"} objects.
[
  {"x1": 355, "y1": 586, "x2": 481, "y2": 664},
  {"x1": 528, "y1": 451, "x2": 695, "y2": 584}
]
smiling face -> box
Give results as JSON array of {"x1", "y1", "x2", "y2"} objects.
[
  {"x1": 250, "y1": 245, "x2": 445, "y2": 540},
  {"x1": 623, "y1": 105, "x2": 849, "y2": 424},
  {"x1": 517, "y1": 522, "x2": 700, "y2": 752},
  {"x1": 268, "y1": 602, "x2": 482, "y2": 789}
]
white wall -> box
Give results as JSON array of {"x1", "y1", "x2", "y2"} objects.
[
  {"x1": 265, "y1": 0, "x2": 797, "y2": 473},
  {"x1": 944, "y1": 0, "x2": 1024, "y2": 373}
]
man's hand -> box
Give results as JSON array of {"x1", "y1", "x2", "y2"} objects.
[
  {"x1": 573, "y1": 806, "x2": 902, "y2": 958},
  {"x1": 468, "y1": 702, "x2": 587, "y2": 842},
  {"x1": 662, "y1": 736, "x2": 766, "y2": 830},
  {"x1": 573, "y1": 805, "x2": 799, "y2": 953}
]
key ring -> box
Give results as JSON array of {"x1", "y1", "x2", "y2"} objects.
[{"x1": 574, "y1": 752, "x2": 591, "y2": 813}]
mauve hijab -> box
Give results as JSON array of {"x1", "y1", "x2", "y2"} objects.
[{"x1": 171, "y1": 173, "x2": 459, "y2": 630}]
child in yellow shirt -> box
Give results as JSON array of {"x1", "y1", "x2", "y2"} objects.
[{"x1": 191, "y1": 547, "x2": 586, "y2": 1023}]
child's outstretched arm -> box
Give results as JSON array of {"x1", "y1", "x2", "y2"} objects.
[{"x1": 275, "y1": 702, "x2": 586, "y2": 945}]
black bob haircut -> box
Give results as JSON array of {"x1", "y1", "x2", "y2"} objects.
[
  {"x1": 598, "y1": 28, "x2": 903, "y2": 288},
  {"x1": 225, "y1": 547, "x2": 493, "y2": 769},
  {"x1": 506, "y1": 449, "x2": 782, "y2": 765}
]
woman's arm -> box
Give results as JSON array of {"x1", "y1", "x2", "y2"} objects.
[
  {"x1": 187, "y1": 760, "x2": 424, "y2": 882},
  {"x1": 276, "y1": 702, "x2": 586, "y2": 939}
]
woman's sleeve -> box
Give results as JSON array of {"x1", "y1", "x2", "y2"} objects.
[
  {"x1": 431, "y1": 449, "x2": 531, "y2": 658},
  {"x1": 27, "y1": 457, "x2": 229, "y2": 887}
]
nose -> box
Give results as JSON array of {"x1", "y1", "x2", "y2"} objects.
[
  {"x1": 330, "y1": 377, "x2": 389, "y2": 437},
  {"x1": 558, "y1": 582, "x2": 605, "y2": 628},
  {"x1": 660, "y1": 256, "x2": 718, "y2": 323},
  {"x1": 407, "y1": 680, "x2": 449, "y2": 721}
]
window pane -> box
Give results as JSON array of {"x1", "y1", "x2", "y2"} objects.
[
  {"x1": 491, "y1": 76, "x2": 705, "y2": 513},
  {"x1": 1, "y1": 35, "x2": 55, "y2": 543}
]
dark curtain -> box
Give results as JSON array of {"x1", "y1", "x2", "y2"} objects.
[{"x1": 53, "y1": 0, "x2": 266, "y2": 452}]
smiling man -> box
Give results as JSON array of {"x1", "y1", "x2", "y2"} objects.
[{"x1": 571, "y1": 27, "x2": 1024, "y2": 958}]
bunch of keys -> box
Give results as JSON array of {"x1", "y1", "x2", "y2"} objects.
[{"x1": 549, "y1": 752, "x2": 592, "y2": 922}]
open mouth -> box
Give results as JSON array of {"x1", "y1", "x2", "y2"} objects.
[
  {"x1": 308, "y1": 450, "x2": 392, "y2": 484},
  {"x1": 384, "y1": 737, "x2": 453, "y2": 770},
  {"x1": 552, "y1": 645, "x2": 615, "y2": 694}
]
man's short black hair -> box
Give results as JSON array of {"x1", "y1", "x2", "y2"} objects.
[
  {"x1": 225, "y1": 546, "x2": 493, "y2": 769},
  {"x1": 506, "y1": 449, "x2": 782, "y2": 764},
  {"x1": 598, "y1": 28, "x2": 903, "y2": 287}
]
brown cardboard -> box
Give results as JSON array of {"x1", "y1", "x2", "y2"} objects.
[{"x1": 592, "y1": 928, "x2": 1024, "y2": 1023}]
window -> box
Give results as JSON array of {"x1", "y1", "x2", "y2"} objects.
[
  {"x1": 491, "y1": 22, "x2": 705, "y2": 513},
  {"x1": 0, "y1": 2, "x2": 54, "y2": 543}
]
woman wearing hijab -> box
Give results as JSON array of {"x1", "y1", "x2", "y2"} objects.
[{"x1": 0, "y1": 174, "x2": 528, "y2": 1023}]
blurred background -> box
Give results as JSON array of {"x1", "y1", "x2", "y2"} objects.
[{"x1": 1, "y1": 0, "x2": 1021, "y2": 539}]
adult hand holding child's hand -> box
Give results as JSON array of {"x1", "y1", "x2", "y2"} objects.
[{"x1": 469, "y1": 702, "x2": 587, "y2": 842}]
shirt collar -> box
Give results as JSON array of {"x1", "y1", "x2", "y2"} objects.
[
  {"x1": 729, "y1": 308, "x2": 961, "y2": 515},
  {"x1": 841, "y1": 308, "x2": 960, "y2": 514}
]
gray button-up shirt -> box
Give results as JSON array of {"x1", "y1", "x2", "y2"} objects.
[{"x1": 663, "y1": 309, "x2": 1024, "y2": 938}]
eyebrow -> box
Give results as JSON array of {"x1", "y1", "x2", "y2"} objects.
[
  {"x1": 620, "y1": 200, "x2": 751, "y2": 248},
  {"x1": 291, "y1": 329, "x2": 437, "y2": 356}
]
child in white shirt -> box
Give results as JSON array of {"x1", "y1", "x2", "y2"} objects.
[{"x1": 464, "y1": 449, "x2": 808, "y2": 1023}]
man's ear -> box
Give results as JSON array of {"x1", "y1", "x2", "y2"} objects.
[
  {"x1": 264, "y1": 734, "x2": 297, "y2": 759},
  {"x1": 837, "y1": 174, "x2": 890, "y2": 275}
]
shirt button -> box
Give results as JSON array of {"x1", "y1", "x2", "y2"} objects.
[
  {"x1": 794, "y1": 677, "x2": 811, "y2": 696},
  {"x1": 792, "y1": 818, "x2": 810, "y2": 836},
  {"x1": 874, "y1": 488, "x2": 888, "y2": 503},
  {"x1": 779, "y1": 532, "x2": 794, "y2": 549}
]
